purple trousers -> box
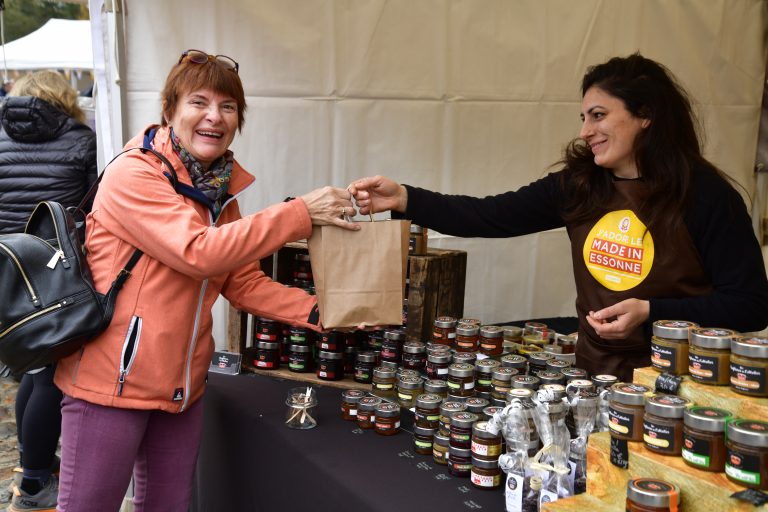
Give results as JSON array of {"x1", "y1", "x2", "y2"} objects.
[{"x1": 57, "y1": 395, "x2": 203, "y2": 512}]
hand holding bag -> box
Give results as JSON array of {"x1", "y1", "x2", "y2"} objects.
[{"x1": 308, "y1": 218, "x2": 410, "y2": 328}]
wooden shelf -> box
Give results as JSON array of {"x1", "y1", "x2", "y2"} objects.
[
  {"x1": 242, "y1": 363, "x2": 370, "y2": 391},
  {"x1": 540, "y1": 493, "x2": 618, "y2": 511}
]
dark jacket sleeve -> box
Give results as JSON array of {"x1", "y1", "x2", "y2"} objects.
[
  {"x1": 649, "y1": 170, "x2": 768, "y2": 332},
  {"x1": 397, "y1": 171, "x2": 567, "y2": 238}
]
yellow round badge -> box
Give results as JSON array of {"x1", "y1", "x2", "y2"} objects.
[{"x1": 582, "y1": 210, "x2": 654, "y2": 291}]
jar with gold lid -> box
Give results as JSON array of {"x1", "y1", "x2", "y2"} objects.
[
  {"x1": 478, "y1": 325, "x2": 504, "y2": 356},
  {"x1": 371, "y1": 366, "x2": 397, "y2": 398},
  {"x1": 730, "y1": 335, "x2": 768, "y2": 397},
  {"x1": 688, "y1": 327, "x2": 736, "y2": 386},
  {"x1": 650, "y1": 320, "x2": 697, "y2": 375},
  {"x1": 609, "y1": 383, "x2": 652, "y2": 442},
  {"x1": 682, "y1": 406, "x2": 732, "y2": 472},
  {"x1": 455, "y1": 324, "x2": 480, "y2": 352},
  {"x1": 475, "y1": 359, "x2": 501, "y2": 393},
  {"x1": 626, "y1": 478, "x2": 680, "y2": 512},
  {"x1": 396, "y1": 375, "x2": 424, "y2": 409},
  {"x1": 424, "y1": 378, "x2": 448, "y2": 399},
  {"x1": 415, "y1": 393, "x2": 442, "y2": 429},
  {"x1": 447, "y1": 363, "x2": 475, "y2": 397},
  {"x1": 374, "y1": 402, "x2": 401, "y2": 436},
  {"x1": 642, "y1": 394, "x2": 691, "y2": 455},
  {"x1": 433, "y1": 316, "x2": 457, "y2": 346}
]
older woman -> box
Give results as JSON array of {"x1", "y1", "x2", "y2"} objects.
[{"x1": 53, "y1": 50, "x2": 358, "y2": 511}]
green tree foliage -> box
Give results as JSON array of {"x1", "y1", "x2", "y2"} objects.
[{"x1": 2, "y1": 0, "x2": 88, "y2": 43}]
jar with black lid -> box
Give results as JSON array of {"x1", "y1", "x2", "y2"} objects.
[
  {"x1": 402, "y1": 341, "x2": 427, "y2": 371},
  {"x1": 374, "y1": 402, "x2": 401, "y2": 436},
  {"x1": 371, "y1": 366, "x2": 397, "y2": 398},
  {"x1": 490, "y1": 367, "x2": 518, "y2": 400},
  {"x1": 471, "y1": 456, "x2": 501, "y2": 489},
  {"x1": 561, "y1": 367, "x2": 589, "y2": 382},
  {"x1": 688, "y1": 327, "x2": 735, "y2": 386},
  {"x1": 356, "y1": 396, "x2": 382, "y2": 429},
  {"x1": 725, "y1": 419, "x2": 768, "y2": 490},
  {"x1": 527, "y1": 351, "x2": 554, "y2": 375},
  {"x1": 500, "y1": 354, "x2": 528, "y2": 371},
  {"x1": 424, "y1": 378, "x2": 448, "y2": 399},
  {"x1": 450, "y1": 412, "x2": 479, "y2": 449},
  {"x1": 439, "y1": 401, "x2": 467, "y2": 436},
  {"x1": 396, "y1": 375, "x2": 424, "y2": 409},
  {"x1": 341, "y1": 389, "x2": 366, "y2": 421},
  {"x1": 650, "y1": 320, "x2": 697, "y2": 375},
  {"x1": 465, "y1": 397, "x2": 490, "y2": 415},
  {"x1": 288, "y1": 344, "x2": 313, "y2": 373},
  {"x1": 366, "y1": 330, "x2": 384, "y2": 351},
  {"x1": 455, "y1": 324, "x2": 480, "y2": 352},
  {"x1": 682, "y1": 406, "x2": 732, "y2": 472},
  {"x1": 642, "y1": 394, "x2": 690, "y2": 455},
  {"x1": 511, "y1": 374, "x2": 540, "y2": 391},
  {"x1": 289, "y1": 326, "x2": 313, "y2": 345},
  {"x1": 536, "y1": 371, "x2": 565, "y2": 386},
  {"x1": 433, "y1": 316, "x2": 457, "y2": 346},
  {"x1": 380, "y1": 329, "x2": 405, "y2": 363},
  {"x1": 730, "y1": 335, "x2": 768, "y2": 397},
  {"x1": 343, "y1": 346, "x2": 356, "y2": 375},
  {"x1": 354, "y1": 351, "x2": 377, "y2": 384},
  {"x1": 447, "y1": 363, "x2": 475, "y2": 397},
  {"x1": 626, "y1": 478, "x2": 680, "y2": 512},
  {"x1": 452, "y1": 351, "x2": 477, "y2": 366},
  {"x1": 415, "y1": 393, "x2": 442, "y2": 429},
  {"x1": 478, "y1": 325, "x2": 504, "y2": 356},
  {"x1": 608, "y1": 383, "x2": 651, "y2": 442},
  {"x1": 447, "y1": 445, "x2": 472, "y2": 478},
  {"x1": 254, "y1": 317, "x2": 281, "y2": 342},
  {"x1": 380, "y1": 359, "x2": 398, "y2": 370},
  {"x1": 475, "y1": 359, "x2": 501, "y2": 393},
  {"x1": 254, "y1": 341, "x2": 280, "y2": 369},
  {"x1": 413, "y1": 425, "x2": 436, "y2": 455},
  {"x1": 316, "y1": 350, "x2": 344, "y2": 381}
]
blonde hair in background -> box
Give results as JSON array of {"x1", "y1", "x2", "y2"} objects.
[{"x1": 10, "y1": 70, "x2": 85, "y2": 124}]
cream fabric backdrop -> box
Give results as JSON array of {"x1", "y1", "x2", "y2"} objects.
[{"x1": 107, "y1": 0, "x2": 767, "y2": 343}]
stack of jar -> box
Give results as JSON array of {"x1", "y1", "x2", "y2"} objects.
[
  {"x1": 252, "y1": 317, "x2": 282, "y2": 369},
  {"x1": 316, "y1": 330, "x2": 346, "y2": 381},
  {"x1": 292, "y1": 252, "x2": 314, "y2": 292},
  {"x1": 288, "y1": 325, "x2": 315, "y2": 373}
]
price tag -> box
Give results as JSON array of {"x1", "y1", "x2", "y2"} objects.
[
  {"x1": 208, "y1": 351, "x2": 241, "y2": 375},
  {"x1": 610, "y1": 436, "x2": 629, "y2": 469}
]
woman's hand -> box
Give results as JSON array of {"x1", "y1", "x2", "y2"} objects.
[
  {"x1": 347, "y1": 175, "x2": 408, "y2": 215},
  {"x1": 587, "y1": 298, "x2": 650, "y2": 339},
  {"x1": 300, "y1": 186, "x2": 360, "y2": 231}
]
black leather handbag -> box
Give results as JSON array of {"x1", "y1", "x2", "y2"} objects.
[{"x1": 0, "y1": 146, "x2": 177, "y2": 374}]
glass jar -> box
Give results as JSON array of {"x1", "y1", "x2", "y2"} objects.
[
  {"x1": 439, "y1": 401, "x2": 467, "y2": 436},
  {"x1": 426, "y1": 351, "x2": 451, "y2": 380},
  {"x1": 642, "y1": 394, "x2": 690, "y2": 455},
  {"x1": 317, "y1": 350, "x2": 344, "y2": 381},
  {"x1": 402, "y1": 341, "x2": 427, "y2": 371},
  {"x1": 413, "y1": 425, "x2": 436, "y2": 455},
  {"x1": 490, "y1": 367, "x2": 518, "y2": 400},
  {"x1": 380, "y1": 359, "x2": 398, "y2": 370},
  {"x1": 254, "y1": 317, "x2": 281, "y2": 342},
  {"x1": 608, "y1": 383, "x2": 652, "y2": 442},
  {"x1": 371, "y1": 366, "x2": 397, "y2": 399},
  {"x1": 317, "y1": 330, "x2": 344, "y2": 352},
  {"x1": 527, "y1": 351, "x2": 554, "y2": 375},
  {"x1": 454, "y1": 323, "x2": 480, "y2": 352},
  {"x1": 511, "y1": 374, "x2": 540, "y2": 391},
  {"x1": 561, "y1": 367, "x2": 589, "y2": 381},
  {"x1": 730, "y1": 335, "x2": 768, "y2": 397},
  {"x1": 478, "y1": 325, "x2": 504, "y2": 356},
  {"x1": 566, "y1": 379, "x2": 595, "y2": 397},
  {"x1": 415, "y1": 393, "x2": 442, "y2": 429},
  {"x1": 254, "y1": 341, "x2": 280, "y2": 369},
  {"x1": 452, "y1": 351, "x2": 477, "y2": 366},
  {"x1": 650, "y1": 320, "x2": 697, "y2": 375},
  {"x1": 396, "y1": 375, "x2": 424, "y2": 409},
  {"x1": 500, "y1": 354, "x2": 528, "y2": 371},
  {"x1": 341, "y1": 389, "x2": 366, "y2": 421},
  {"x1": 344, "y1": 346, "x2": 357, "y2": 375},
  {"x1": 450, "y1": 412, "x2": 479, "y2": 449},
  {"x1": 424, "y1": 378, "x2": 448, "y2": 399},
  {"x1": 524, "y1": 321, "x2": 550, "y2": 339},
  {"x1": 474, "y1": 359, "x2": 501, "y2": 393},
  {"x1": 540, "y1": 383, "x2": 567, "y2": 401},
  {"x1": 625, "y1": 478, "x2": 680, "y2": 512},
  {"x1": 447, "y1": 363, "x2": 475, "y2": 397},
  {"x1": 506, "y1": 387, "x2": 535, "y2": 404},
  {"x1": 518, "y1": 343, "x2": 544, "y2": 357},
  {"x1": 688, "y1": 327, "x2": 735, "y2": 385},
  {"x1": 480, "y1": 405, "x2": 502, "y2": 422},
  {"x1": 356, "y1": 396, "x2": 382, "y2": 429},
  {"x1": 366, "y1": 330, "x2": 384, "y2": 351},
  {"x1": 447, "y1": 446, "x2": 472, "y2": 478},
  {"x1": 471, "y1": 456, "x2": 501, "y2": 490},
  {"x1": 433, "y1": 316, "x2": 457, "y2": 346},
  {"x1": 546, "y1": 358, "x2": 571, "y2": 373},
  {"x1": 592, "y1": 374, "x2": 619, "y2": 392},
  {"x1": 725, "y1": 419, "x2": 768, "y2": 490},
  {"x1": 433, "y1": 431, "x2": 450, "y2": 465},
  {"x1": 556, "y1": 333, "x2": 577, "y2": 354},
  {"x1": 288, "y1": 344, "x2": 313, "y2": 373},
  {"x1": 465, "y1": 397, "x2": 490, "y2": 415},
  {"x1": 682, "y1": 406, "x2": 732, "y2": 472},
  {"x1": 503, "y1": 326, "x2": 523, "y2": 352},
  {"x1": 374, "y1": 402, "x2": 401, "y2": 436},
  {"x1": 536, "y1": 371, "x2": 565, "y2": 387},
  {"x1": 353, "y1": 351, "x2": 377, "y2": 384},
  {"x1": 380, "y1": 330, "x2": 405, "y2": 364},
  {"x1": 289, "y1": 326, "x2": 314, "y2": 345},
  {"x1": 471, "y1": 420, "x2": 502, "y2": 459}
]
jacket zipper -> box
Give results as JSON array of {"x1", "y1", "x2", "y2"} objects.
[
  {"x1": 0, "y1": 303, "x2": 62, "y2": 338},
  {"x1": 0, "y1": 242, "x2": 41, "y2": 306},
  {"x1": 181, "y1": 281, "x2": 207, "y2": 411},
  {"x1": 117, "y1": 316, "x2": 142, "y2": 396}
]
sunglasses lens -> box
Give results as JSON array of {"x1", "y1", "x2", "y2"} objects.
[
  {"x1": 216, "y1": 56, "x2": 238, "y2": 71},
  {"x1": 186, "y1": 50, "x2": 209, "y2": 64}
]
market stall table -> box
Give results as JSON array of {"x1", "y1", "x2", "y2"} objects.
[{"x1": 191, "y1": 372, "x2": 504, "y2": 511}]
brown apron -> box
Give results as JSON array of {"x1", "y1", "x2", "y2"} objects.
[{"x1": 568, "y1": 180, "x2": 712, "y2": 381}]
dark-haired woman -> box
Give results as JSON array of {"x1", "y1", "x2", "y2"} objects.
[{"x1": 350, "y1": 53, "x2": 768, "y2": 381}]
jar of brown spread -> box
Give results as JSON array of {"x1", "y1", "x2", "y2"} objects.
[
  {"x1": 730, "y1": 335, "x2": 768, "y2": 397},
  {"x1": 688, "y1": 327, "x2": 736, "y2": 386},
  {"x1": 650, "y1": 320, "x2": 697, "y2": 375},
  {"x1": 682, "y1": 406, "x2": 732, "y2": 472},
  {"x1": 725, "y1": 419, "x2": 768, "y2": 490},
  {"x1": 609, "y1": 383, "x2": 652, "y2": 442},
  {"x1": 642, "y1": 394, "x2": 690, "y2": 455}
]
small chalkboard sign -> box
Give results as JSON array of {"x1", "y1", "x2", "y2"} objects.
[
  {"x1": 731, "y1": 488, "x2": 768, "y2": 507},
  {"x1": 610, "y1": 436, "x2": 629, "y2": 469},
  {"x1": 209, "y1": 351, "x2": 242, "y2": 375},
  {"x1": 654, "y1": 372, "x2": 682, "y2": 394}
]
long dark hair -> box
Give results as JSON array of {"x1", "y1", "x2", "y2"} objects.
[{"x1": 560, "y1": 53, "x2": 718, "y2": 233}]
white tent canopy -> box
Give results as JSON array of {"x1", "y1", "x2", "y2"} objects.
[{"x1": 1, "y1": 18, "x2": 92, "y2": 70}]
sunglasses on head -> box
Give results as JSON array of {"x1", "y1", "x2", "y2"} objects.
[{"x1": 178, "y1": 50, "x2": 239, "y2": 74}]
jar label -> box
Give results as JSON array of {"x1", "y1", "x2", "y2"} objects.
[
  {"x1": 464, "y1": 381, "x2": 475, "y2": 391},
  {"x1": 374, "y1": 383, "x2": 394, "y2": 390},
  {"x1": 504, "y1": 473, "x2": 524, "y2": 511},
  {"x1": 651, "y1": 342, "x2": 677, "y2": 371},
  {"x1": 470, "y1": 470, "x2": 500, "y2": 488},
  {"x1": 643, "y1": 420, "x2": 675, "y2": 451},
  {"x1": 726, "y1": 449, "x2": 761, "y2": 485},
  {"x1": 682, "y1": 443, "x2": 710, "y2": 468},
  {"x1": 318, "y1": 370, "x2": 337, "y2": 379},
  {"x1": 477, "y1": 378, "x2": 492, "y2": 386},
  {"x1": 689, "y1": 353, "x2": 719, "y2": 382},
  {"x1": 289, "y1": 362, "x2": 305, "y2": 370},
  {"x1": 414, "y1": 439, "x2": 432, "y2": 449},
  {"x1": 447, "y1": 381, "x2": 460, "y2": 390},
  {"x1": 398, "y1": 392, "x2": 414, "y2": 401},
  {"x1": 437, "y1": 367, "x2": 448, "y2": 375},
  {"x1": 730, "y1": 363, "x2": 767, "y2": 395},
  {"x1": 255, "y1": 360, "x2": 275, "y2": 368},
  {"x1": 255, "y1": 333, "x2": 278, "y2": 341},
  {"x1": 471, "y1": 440, "x2": 501, "y2": 457},
  {"x1": 608, "y1": 407, "x2": 635, "y2": 437}
]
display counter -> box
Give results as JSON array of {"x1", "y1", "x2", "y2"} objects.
[{"x1": 191, "y1": 372, "x2": 504, "y2": 511}]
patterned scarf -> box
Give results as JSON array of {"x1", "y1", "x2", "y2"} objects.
[{"x1": 170, "y1": 128, "x2": 233, "y2": 218}]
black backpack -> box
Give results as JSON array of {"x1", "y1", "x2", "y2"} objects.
[{"x1": 0, "y1": 146, "x2": 177, "y2": 374}]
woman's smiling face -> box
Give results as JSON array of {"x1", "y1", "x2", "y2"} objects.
[
  {"x1": 579, "y1": 86, "x2": 650, "y2": 179},
  {"x1": 167, "y1": 88, "x2": 238, "y2": 168}
]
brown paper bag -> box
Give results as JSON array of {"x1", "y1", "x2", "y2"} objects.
[{"x1": 308, "y1": 219, "x2": 410, "y2": 328}]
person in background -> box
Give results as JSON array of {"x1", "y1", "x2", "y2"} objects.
[
  {"x1": 350, "y1": 53, "x2": 768, "y2": 381},
  {"x1": 53, "y1": 49, "x2": 358, "y2": 511},
  {"x1": 0, "y1": 70, "x2": 97, "y2": 512}
]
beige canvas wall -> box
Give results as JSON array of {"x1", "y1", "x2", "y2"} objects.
[{"x1": 115, "y1": 0, "x2": 768, "y2": 340}]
